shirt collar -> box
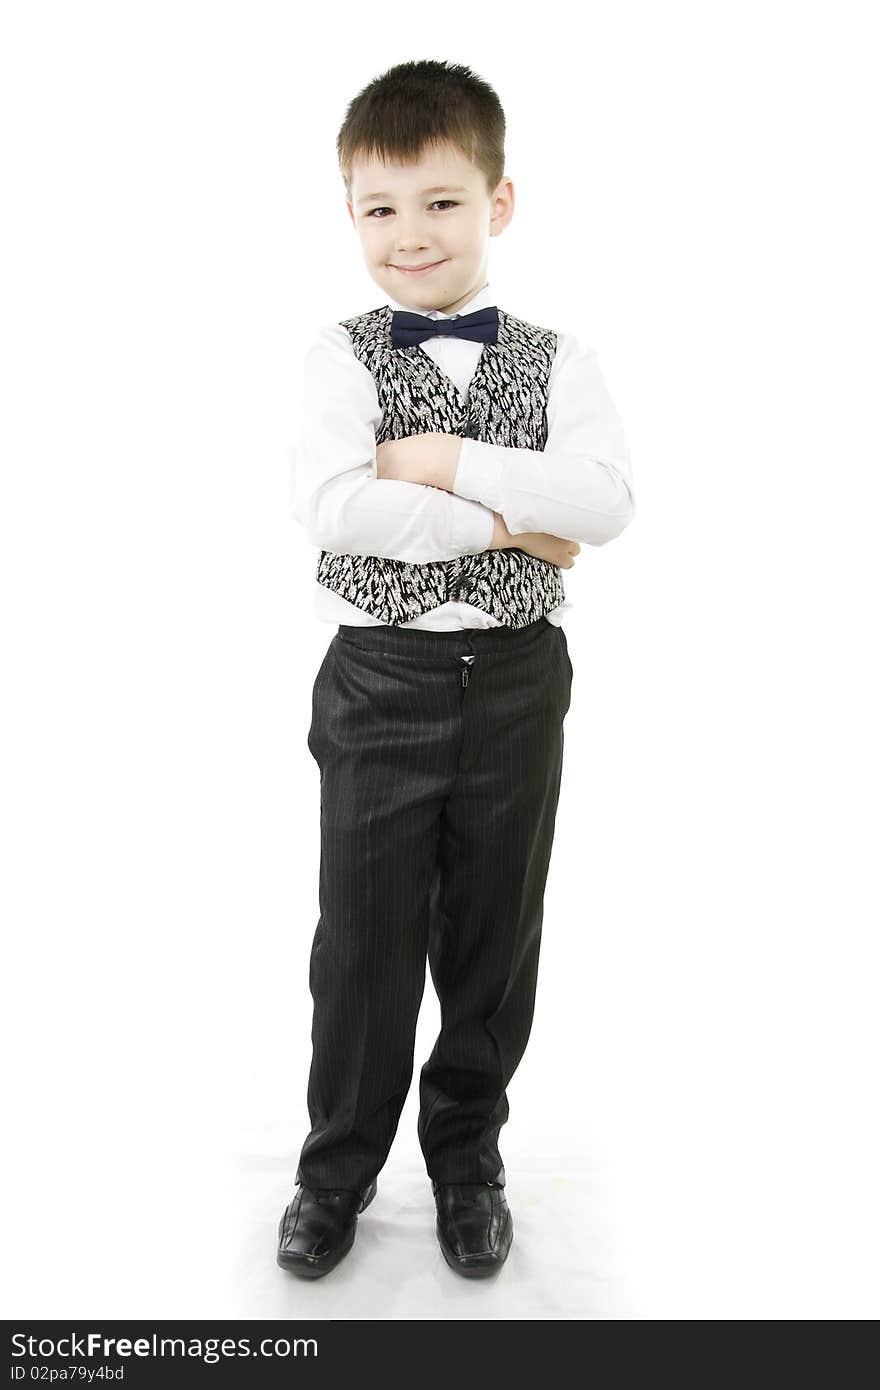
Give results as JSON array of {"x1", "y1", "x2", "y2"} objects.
[{"x1": 385, "y1": 280, "x2": 495, "y2": 318}]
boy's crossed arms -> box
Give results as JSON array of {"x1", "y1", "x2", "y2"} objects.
[
  {"x1": 292, "y1": 322, "x2": 634, "y2": 568},
  {"x1": 375, "y1": 432, "x2": 580, "y2": 571}
]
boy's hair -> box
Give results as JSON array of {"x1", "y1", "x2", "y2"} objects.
[{"x1": 337, "y1": 59, "x2": 506, "y2": 202}]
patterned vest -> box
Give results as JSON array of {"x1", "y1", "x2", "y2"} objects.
[{"x1": 315, "y1": 304, "x2": 566, "y2": 628}]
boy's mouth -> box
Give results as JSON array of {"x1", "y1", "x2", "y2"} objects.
[{"x1": 390, "y1": 260, "x2": 447, "y2": 276}]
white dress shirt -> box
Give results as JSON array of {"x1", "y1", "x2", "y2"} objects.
[{"x1": 290, "y1": 281, "x2": 635, "y2": 630}]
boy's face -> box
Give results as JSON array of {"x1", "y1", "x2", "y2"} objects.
[{"x1": 347, "y1": 141, "x2": 513, "y2": 316}]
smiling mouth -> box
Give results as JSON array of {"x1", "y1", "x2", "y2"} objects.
[{"x1": 391, "y1": 260, "x2": 446, "y2": 274}]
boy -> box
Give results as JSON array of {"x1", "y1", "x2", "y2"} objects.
[{"x1": 279, "y1": 58, "x2": 634, "y2": 1279}]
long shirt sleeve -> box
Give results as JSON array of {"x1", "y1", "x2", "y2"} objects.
[
  {"x1": 291, "y1": 323, "x2": 496, "y2": 563},
  {"x1": 451, "y1": 334, "x2": 635, "y2": 546}
]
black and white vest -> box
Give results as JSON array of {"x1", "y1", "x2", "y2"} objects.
[{"x1": 316, "y1": 304, "x2": 566, "y2": 628}]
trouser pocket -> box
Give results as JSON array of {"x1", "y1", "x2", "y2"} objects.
[{"x1": 307, "y1": 638, "x2": 336, "y2": 764}]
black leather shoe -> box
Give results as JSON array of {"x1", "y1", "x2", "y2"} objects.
[
  {"x1": 431, "y1": 1180, "x2": 513, "y2": 1276},
  {"x1": 276, "y1": 1178, "x2": 377, "y2": 1278}
]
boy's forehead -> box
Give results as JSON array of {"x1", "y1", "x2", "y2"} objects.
[{"x1": 351, "y1": 144, "x2": 479, "y2": 196}]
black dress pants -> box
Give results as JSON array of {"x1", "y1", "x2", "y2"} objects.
[{"x1": 296, "y1": 615, "x2": 573, "y2": 1193}]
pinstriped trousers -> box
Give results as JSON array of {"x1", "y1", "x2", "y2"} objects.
[{"x1": 295, "y1": 614, "x2": 573, "y2": 1193}]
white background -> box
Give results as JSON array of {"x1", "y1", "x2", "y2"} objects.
[{"x1": 2, "y1": 0, "x2": 878, "y2": 1320}]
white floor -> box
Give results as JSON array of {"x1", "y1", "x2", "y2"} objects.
[
  {"x1": 2, "y1": 1094, "x2": 633, "y2": 1320},
  {"x1": 6, "y1": 844, "x2": 878, "y2": 1320},
  {"x1": 226, "y1": 1156, "x2": 625, "y2": 1320},
  {"x1": 7, "y1": 1050, "x2": 880, "y2": 1318}
]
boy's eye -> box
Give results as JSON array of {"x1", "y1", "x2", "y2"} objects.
[{"x1": 367, "y1": 200, "x2": 458, "y2": 219}]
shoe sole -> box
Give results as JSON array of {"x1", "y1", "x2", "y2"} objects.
[
  {"x1": 276, "y1": 1178, "x2": 378, "y2": 1279},
  {"x1": 436, "y1": 1208, "x2": 513, "y2": 1278}
]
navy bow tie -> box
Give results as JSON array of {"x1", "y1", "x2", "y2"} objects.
[{"x1": 390, "y1": 305, "x2": 499, "y2": 349}]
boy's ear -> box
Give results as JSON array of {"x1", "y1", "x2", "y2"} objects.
[
  {"x1": 346, "y1": 200, "x2": 356, "y2": 227},
  {"x1": 489, "y1": 177, "x2": 515, "y2": 235}
]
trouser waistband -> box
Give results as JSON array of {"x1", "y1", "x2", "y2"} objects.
[{"x1": 335, "y1": 616, "x2": 552, "y2": 659}]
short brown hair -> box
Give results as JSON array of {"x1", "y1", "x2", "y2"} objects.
[{"x1": 337, "y1": 59, "x2": 506, "y2": 201}]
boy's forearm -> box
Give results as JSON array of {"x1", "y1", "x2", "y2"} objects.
[
  {"x1": 375, "y1": 433, "x2": 575, "y2": 548},
  {"x1": 454, "y1": 436, "x2": 634, "y2": 546},
  {"x1": 488, "y1": 510, "x2": 513, "y2": 550}
]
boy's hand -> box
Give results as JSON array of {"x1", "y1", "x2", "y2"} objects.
[
  {"x1": 490, "y1": 511, "x2": 580, "y2": 569},
  {"x1": 375, "y1": 433, "x2": 461, "y2": 489}
]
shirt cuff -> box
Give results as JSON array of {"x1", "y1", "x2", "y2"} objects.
[
  {"x1": 449, "y1": 493, "x2": 495, "y2": 555},
  {"x1": 452, "y1": 438, "x2": 506, "y2": 513}
]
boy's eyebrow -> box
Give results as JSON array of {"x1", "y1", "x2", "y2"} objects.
[{"x1": 356, "y1": 185, "x2": 468, "y2": 206}]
